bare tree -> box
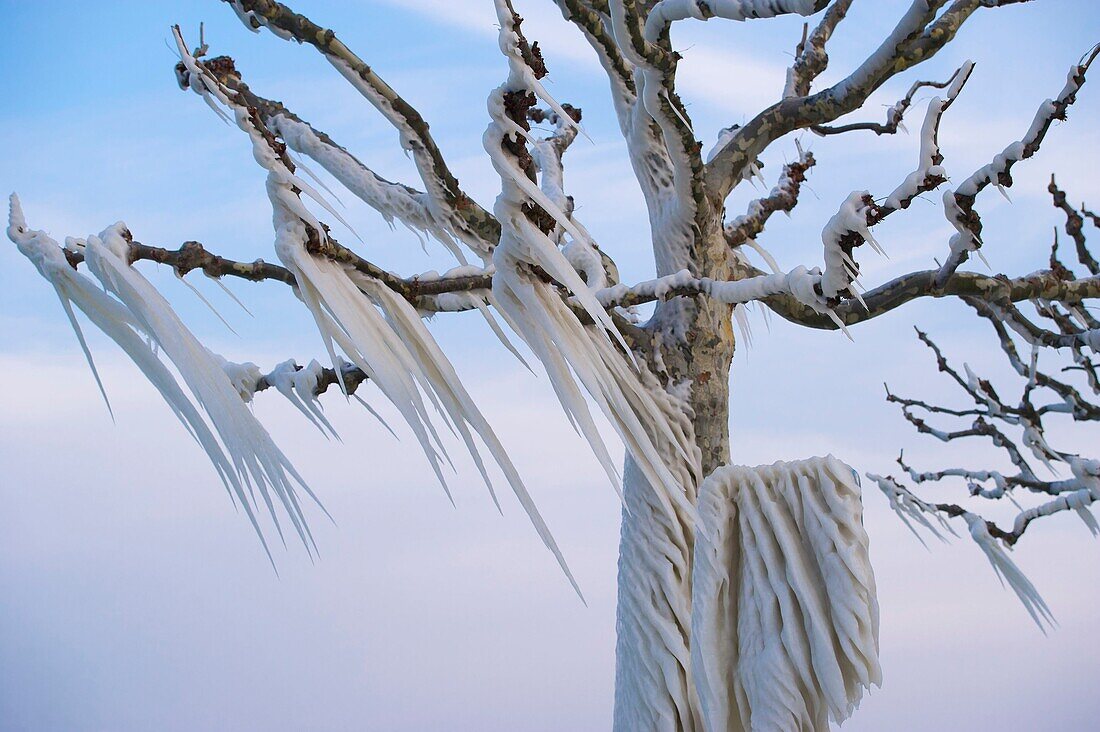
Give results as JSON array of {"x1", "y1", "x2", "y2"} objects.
[{"x1": 7, "y1": 1, "x2": 1099, "y2": 729}]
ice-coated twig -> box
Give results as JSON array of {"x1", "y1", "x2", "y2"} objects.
[
  {"x1": 707, "y1": 0, "x2": 1018, "y2": 201},
  {"x1": 724, "y1": 146, "x2": 816, "y2": 248},
  {"x1": 936, "y1": 46, "x2": 1099, "y2": 286},
  {"x1": 6, "y1": 196, "x2": 301, "y2": 560},
  {"x1": 812, "y1": 61, "x2": 972, "y2": 139},
  {"x1": 200, "y1": 56, "x2": 497, "y2": 261}
]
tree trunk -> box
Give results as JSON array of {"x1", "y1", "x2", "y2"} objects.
[{"x1": 612, "y1": 199, "x2": 736, "y2": 729}]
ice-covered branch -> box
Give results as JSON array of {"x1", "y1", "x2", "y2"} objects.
[
  {"x1": 197, "y1": 56, "x2": 499, "y2": 259},
  {"x1": 488, "y1": 0, "x2": 702, "y2": 531},
  {"x1": 866, "y1": 473, "x2": 1057, "y2": 629},
  {"x1": 175, "y1": 26, "x2": 585, "y2": 593},
  {"x1": 641, "y1": 0, "x2": 825, "y2": 41},
  {"x1": 756, "y1": 265, "x2": 1100, "y2": 330},
  {"x1": 880, "y1": 62, "x2": 974, "y2": 211},
  {"x1": 936, "y1": 45, "x2": 1099, "y2": 286},
  {"x1": 811, "y1": 62, "x2": 972, "y2": 138},
  {"x1": 724, "y1": 146, "x2": 816, "y2": 249},
  {"x1": 706, "y1": 0, "x2": 1031, "y2": 201},
  {"x1": 8, "y1": 195, "x2": 322, "y2": 561},
  {"x1": 594, "y1": 265, "x2": 839, "y2": 322},
  {"x1": 608, "y1": 0, "x2": 712, "y2": 232},
  {"x1": 875, "y1": 256, "x2": 1100, "y2": 626},
  {"x1": 222, "y1": 0, "x2": 496, "y2": 259},
  {"x1": 62, "y1": 231, "x2": 494, "y2": 312}
]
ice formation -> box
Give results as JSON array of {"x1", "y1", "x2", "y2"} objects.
[
  {"x1": 486, "y1": 1, "x2": 698, "y2": 522},
  {"x1": 692, "y1": 456, "x2": 881, "y2": 731},
  {"x1": 175, "y1": 28, "x2": 582, "y2": 592},
  {"x1": 866, "y1": 473, "x2": 1059, "y2": 631},
  {"x1": 820, "y1": 191, "x2": 881, "y2": 303},
  {"x1": 963, "y1": 513, "x2": 1055, "y2": 631},
  {"x1": 83, "y1": 221, "x2": 323, "y2": 550},
  {"x1": 7, "y1": 195, "x2": 314, "y2": 558},
  {"x1": 884, "y1": 61, "x2": 974, "y2": 211},
  {"x1": 270, "y1": 114, "x2": 471, "y2": 264}
]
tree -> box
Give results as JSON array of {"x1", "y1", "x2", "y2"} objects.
[{"x1": 6, "y1": 0, "x2": 1098, "y2": 729}]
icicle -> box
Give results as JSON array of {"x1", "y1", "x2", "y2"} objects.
[
  {"x1": 180, "y1": 18, "x2": 586, "y2": 592},
  {"x1": 692, "y1": 456, "x2": 880, "y2": 731},
  {"x1": 82, "y1": 219, "x2": 323, "y2": 553},
  {"x1": 175, "y1": 270, "x2": 238, "y2": 335},
  {"x1": 7, "y1": 196, "x2": 281, "y2": 559},
  {"x1": 266, "y1": 359, "x2": 339, "y2": 439},
  {"x1": 866, "y1": 473, "x2": 956, "y2": 547},
  {"x1": 208, "y1": 274, "x2": 254, "y2": 317},
  {"x1": 962, "y1": 513, "x2": 1055, "y2": 631}
]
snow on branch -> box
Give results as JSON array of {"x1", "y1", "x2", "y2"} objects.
[
  {"x1": 936, "y1": 45, "x2": 1099, "y2": 286},
  {"x1": 751, "y1": 263, "x2": 1100, "y2": 332},
  {"x1": 880, "y1": 61, "x2": 974, "y2": 211},
  {"x1": 693, "y1": 456, "x2": 880, "y2": 730},
  {"x1": 487, "y1": 0, "x2": 703, "y2": 523},
  {"x1": 865, "y1": 474, "x2": 1058, "y2": 630},
  {"x1": 724, "y1": 146, "x2": 816, "y2": 252},
  {"x1": 594, "y1": 264, "x2": 848, "y2": 328},
  {"x1": 641, "y1": 0, "x2": 824, "y2": 42},
  {"x1": 608, "y1": 0, "x2": 712, "y2": 235},
  {"x1": 59, "y1": 227, "x2": 495, "y2": 314},
  {"x1": 812, "y1": 61, "x2": 973, "y2": 139},
  {"x1": 874, "y1": 243, "x2": 1100, "y2": 625}
]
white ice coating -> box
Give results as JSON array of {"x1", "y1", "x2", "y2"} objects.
[
  {"x1": 941, "y1": 59, "x2": 1087, "y2": 275},
  {"x1": 866, "y1": 473, "x2": 956, "y2": 547},
  {"x1": 487, "y1": 1, "x2": 699, "y2": 524},
  {"x1": 963, "y1": 513, "x2": 1055, "y2": 630},
  {"x1": 642, "y1": 0, "x2": 819, "y2": 41},
  {"x1": 177, "y1": 31, "x2": 583, "y2": 593},
  {"x1": 867, "y1": 473, "x2": 1065, "y2": 630},
  {"x1": 693, "y1": 457, "x2": 881, "y2": 731},
  {"x1": 224, "y1": 3, "x2": 490, "y2": 259},
  {"x1": 885, "y1": 61, "x2": 974, "y2": 211},
  {"x1": 269, "y1": 115, "x2": 472, "y2": 262},
  {"x1": 266, "y1": 358, "x2": 340, "y2": 440},
  {"x1": 608, "y1": 1, "x2": 709, "y2": 272},
  {"x1": 820, "y1": 190, "x2": 881, "y2": 302},
  {"x1": 596, "y1": 265, "x2": 835, "y2": 311},
  {"x1": 214, "y1": 353, "x2": 263, "y2": 402},
  {"x1": 954, "y1": 61, "x2": 1083, "y2": 200}
]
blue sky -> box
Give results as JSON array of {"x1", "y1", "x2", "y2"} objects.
[{"x1": 2, "y1": 1, "x2": 1099, "y2": 729}]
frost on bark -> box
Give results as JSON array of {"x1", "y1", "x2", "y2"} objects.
[{"x1": 7, "y1": 1, "x2": 1100, "y2": 729}]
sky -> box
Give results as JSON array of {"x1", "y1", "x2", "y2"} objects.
[{"x1": 1, "y1": 1, "x2": 1099, "y2": 730}]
